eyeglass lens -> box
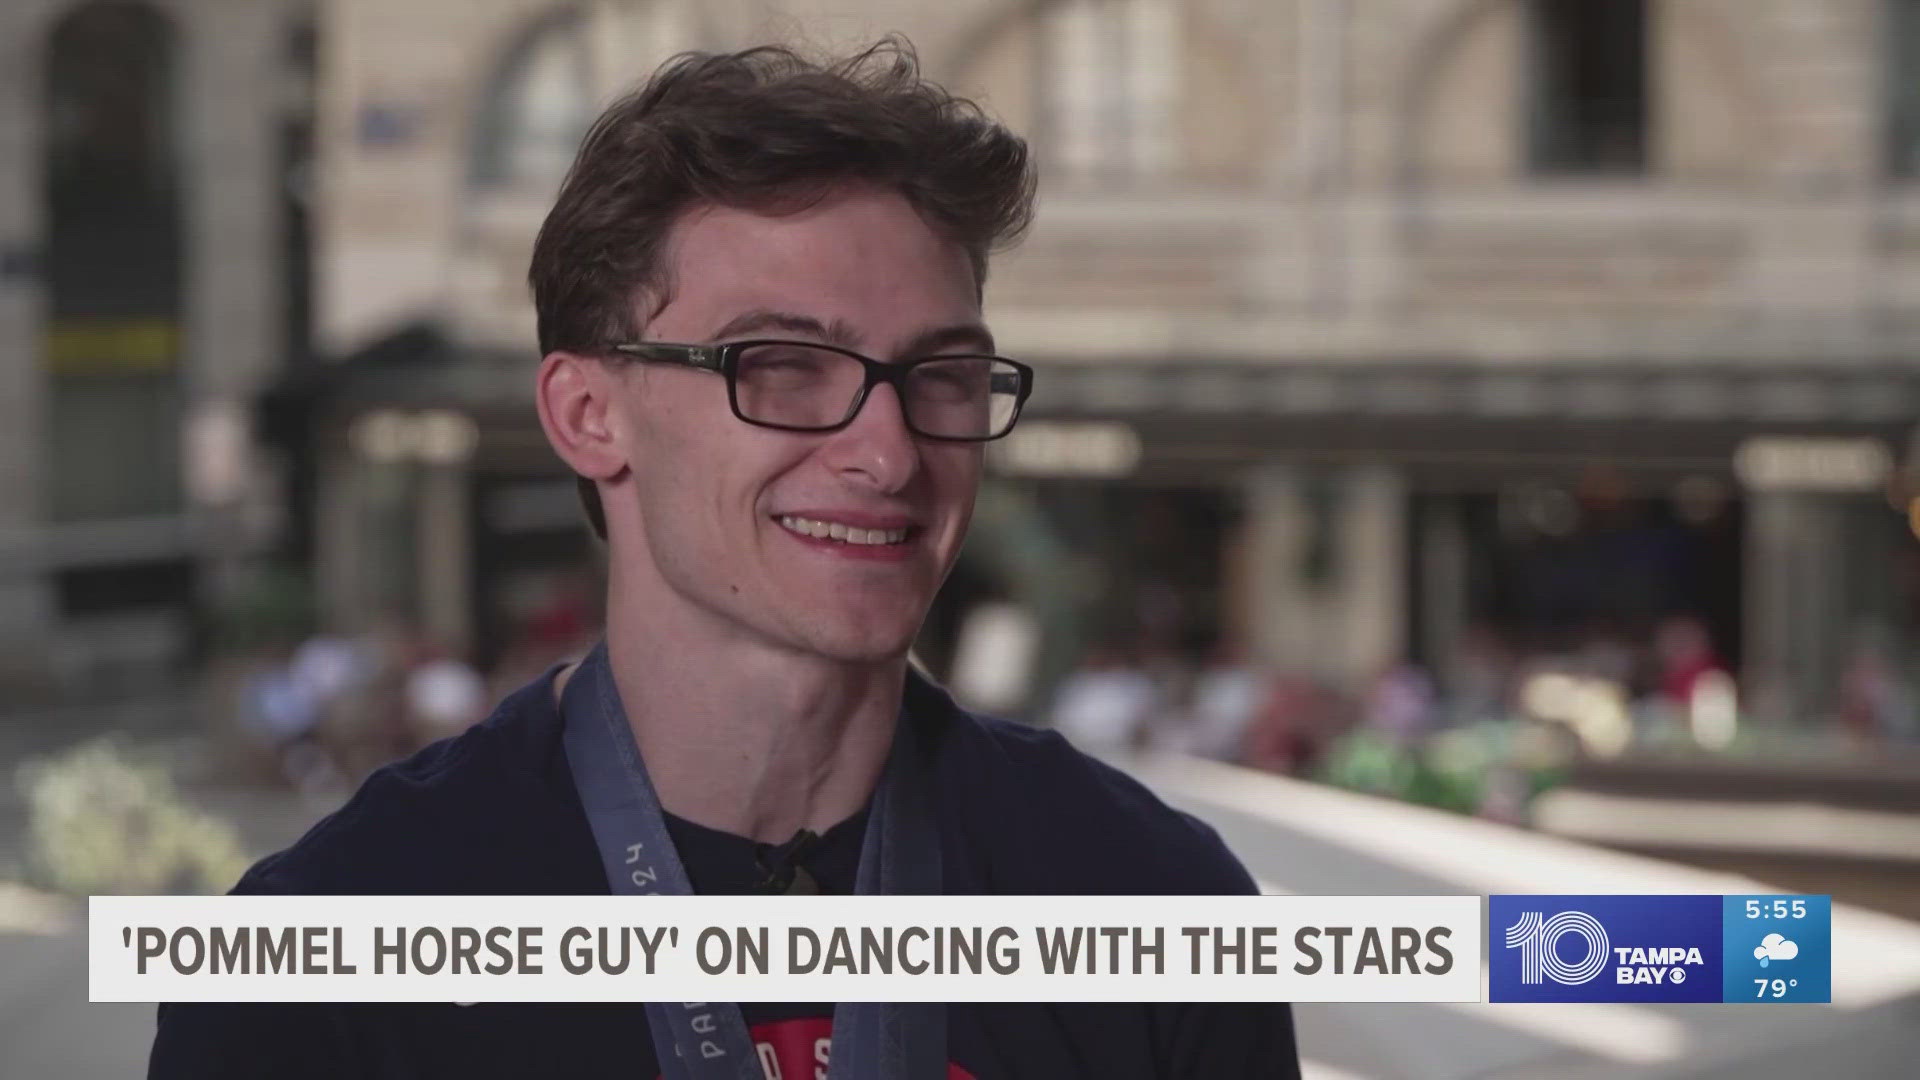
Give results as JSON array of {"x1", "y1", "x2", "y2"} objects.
[{"x1": 731, "y1": 343, "x2": 1020, "y2": 438}]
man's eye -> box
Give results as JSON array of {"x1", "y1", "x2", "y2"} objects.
[
  {"x1": 741, "y1": 349, "x2": 831, "y2": 377},
  {"x1": 914, "y1": 363, "x2": 987, "y2": 396}
]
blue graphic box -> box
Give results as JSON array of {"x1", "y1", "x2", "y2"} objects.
[
  {"x1": 1721, "y1": 895, "x2": 1831, "y2": 1004},
  {"x1": 1491, "y1": 895, "x2": 1722, "y2": 1003}
]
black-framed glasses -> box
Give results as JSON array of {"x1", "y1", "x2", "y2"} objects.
[{"x1": 606, "y1": 338, "x2": 1034, "y2": 441}]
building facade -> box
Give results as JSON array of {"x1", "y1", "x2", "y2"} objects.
[
  {"x1": 296, "y1": 0, "x2": 1919, "y2": 719},
  {"x1": 0, "y1": 0, "x2": 313, "y2": 696}
]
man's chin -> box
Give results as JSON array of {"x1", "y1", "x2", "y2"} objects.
[
  {"x1": 792, "y1": 616, "x2": 923, "y2": 666},
  {"x1": 812, "y1": 635, "x2": 919, "y2": 667}
]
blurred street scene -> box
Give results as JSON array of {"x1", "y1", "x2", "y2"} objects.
[{"x1": 4, "y1": 0, "x2": 1920, "y2": 1076}]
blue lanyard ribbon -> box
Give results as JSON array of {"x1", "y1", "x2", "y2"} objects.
[{"x1": 560, "y1": 641, "x2": 945, "y2": 1079}]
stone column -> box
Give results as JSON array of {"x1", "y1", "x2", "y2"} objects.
[
  {"x1": 1338, "y1": 465, "x2": 1407, "y2": 681},
  {"x1": 181, "y1": 0, "x2": 285, "y2": 616},
  {"x1": 1744, "y1": 492, "x2": 1848, "y2": 724},
  {"x1": 416, "y1": 462, "x2": 473, "y2": 655},
  {"x1": 1415, "y1": 492, "x2": 1468, "y2": 685},
  {"x1": 314, "y1": 448, "x2": 365, "y2": 633},
  {"x1": 0, "y1": 1, "x2": 57, "y2": 679},
  {"x1": 1241, "y1": 463, "x2": 1319, "y2": 672},
  {"x1": 1241, "y1": 462, "x2": 1407, "y2": 684}
]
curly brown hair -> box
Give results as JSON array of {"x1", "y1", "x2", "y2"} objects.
[{"x1": 529, "y1": 36, "x2": 1035, "y2": 537}]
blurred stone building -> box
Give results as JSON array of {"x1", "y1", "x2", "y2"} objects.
[
  {"x1": 300, "y1": 0, "x2": 1920, "y2": 724},
  {"x1": 11, "y1": 0, "x2": 1918, "y2": 724},
  {"x1": 0, "y1": 0, "x2": 313, "y2": 695}
]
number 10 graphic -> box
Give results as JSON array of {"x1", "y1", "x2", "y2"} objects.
[{"x1": 1504, "y1": 911, "x2": 1610, "y2": 986}]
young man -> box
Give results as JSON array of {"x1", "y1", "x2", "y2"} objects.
[{"x1": 151, "y1": 41, "x2": 1300, "y2": 1079}]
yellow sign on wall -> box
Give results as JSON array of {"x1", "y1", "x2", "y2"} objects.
[{"x1": 44, "y1": 320, "x2": 179, "y2": 374}]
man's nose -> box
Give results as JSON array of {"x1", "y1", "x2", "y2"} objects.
[{"x1": 823, "y1": 382, "x2": 921, "y2": 493}]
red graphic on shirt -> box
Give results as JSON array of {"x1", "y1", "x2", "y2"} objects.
[{"x1": 657, "y1": 1017, "x2": 974, "y2": 1080}]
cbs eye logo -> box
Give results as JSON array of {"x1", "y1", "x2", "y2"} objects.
[{"x1": 1503, "y1": 911, "x2": 1610, "y2": 986}]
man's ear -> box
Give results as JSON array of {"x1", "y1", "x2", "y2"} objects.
[{"x1": 535, "y1": 351, "x2": 629, "y2": 483}]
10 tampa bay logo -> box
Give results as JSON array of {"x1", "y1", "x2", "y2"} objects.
[
  {"x1": 1502, "y1": 910, "x2": 1610, "y2": 985},
  {"x1": 1490, "y1": 896, "x2": 1723, "y2": 1003},
  {"x1": 1504, "y1": 910, "x2": 1705, "y2": 986}
]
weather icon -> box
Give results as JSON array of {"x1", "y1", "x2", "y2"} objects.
[{"x1": 1754, "y1": 933, "x2": 1799, "y2": 968}]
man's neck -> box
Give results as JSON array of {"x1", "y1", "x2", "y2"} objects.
[{"x1": 570, "y1": 606, "x2": 904, "y2": 846}]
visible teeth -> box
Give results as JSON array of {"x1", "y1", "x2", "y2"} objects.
[{"x1": 778, "y1": 516, "x2": 909, "y2": 545}]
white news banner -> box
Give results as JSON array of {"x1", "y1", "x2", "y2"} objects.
[{"x1": 91, "y1": 894, "x2": 1482, "y2": 1003}]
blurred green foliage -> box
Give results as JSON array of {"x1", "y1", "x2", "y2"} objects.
[
  {"x1": 14, "y1": 738, "x2": 249, "y2": 896},
  {"x1": 1315, "y1": 722, "x2": 1571, "y2": 816}
]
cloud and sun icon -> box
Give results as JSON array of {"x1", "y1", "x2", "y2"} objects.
[{"x1": 1753, "y1": 933, "x2": 1799, "y2": 968}]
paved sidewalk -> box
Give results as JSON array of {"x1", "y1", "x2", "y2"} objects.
[
  {"x1": 2, "y1": 720, "x2": 341, "y2": 1079},
  {"x1": 1121, "y1": 751, "x2": 1920, "y2": 1080},
  {"x1": 0, "y1": 788, "x2": 335, "y2": 1078}
]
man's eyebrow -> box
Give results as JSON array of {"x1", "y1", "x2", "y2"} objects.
[
  {"x1": 707, "y1": 311, "x2": 997, "y2": 359},
  {"x1": 895, "y1": 323, "x2": 997, "y2": 358},
  {"x1": 708, "y1": 309, "x2": 860, "y2": 347}
]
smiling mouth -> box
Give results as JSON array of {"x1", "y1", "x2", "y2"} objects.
[{"x1": 776, "y1": 515, "x2": 914, "y2": 547}]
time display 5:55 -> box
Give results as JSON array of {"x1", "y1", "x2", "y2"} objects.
[{"x1": 1745, "y1": 898, "x2": 1807, "y2": 919}]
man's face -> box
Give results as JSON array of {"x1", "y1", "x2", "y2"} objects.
[{"x1": 607, "y1": 185, "x2": 988, "y2": 663}]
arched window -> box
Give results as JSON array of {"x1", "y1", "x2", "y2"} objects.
[
  {"x1": 1040, "y1": 0, "x2": 1182, "y2": 182},
  {"x1": 1888, "y1": 0, "x2": 1920, "y2": 177},
  {"x1": 1526, "y1": 0, "x2": 1648, "y2": 175},
  {"x1": 43, "y1": 1, "x2": 185, "y2": 528},
  {"x1": 470, "y1": 10, "x2": 593, "y2": 189},
  {"x1": 469, "y1": 2, "x2": 691, "y2": 191}
]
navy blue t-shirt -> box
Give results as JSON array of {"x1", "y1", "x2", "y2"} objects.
[{"x1": 149, "y1": 667, "x2": 1300, "y2": 1078}]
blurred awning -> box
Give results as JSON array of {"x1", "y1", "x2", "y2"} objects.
[
  {"x1": 1031, "y1": 359, "x2": 1920, "y2": 425},
  {"x1": 1020, "y1": 359, "x2": 1920, "y2": 488},
  {"x1": 255, "y1": 321, "x2": 551, "y2": 471}
]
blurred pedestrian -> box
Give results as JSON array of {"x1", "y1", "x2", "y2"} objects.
[
  {"x1": 403, "y1": 645, "x2": 487, "y2": 746},
  {"x1": 1445, "y1": 624, "x2": 1513, "y2": 725},
  {"x1": 236, "y1": 643, "x2": 343, "y2": 795},
  {"x1": 1364, "y1": 659, "x2": 1437, "y2": 747},
  {"x1": 1179, "y1": 640, "x2": 1271, "y2": 762},
  {"x1": 1242, "y1": 669, "x2": 1344, "y2": 775},
  {"x1": 1838, "y1": 631, "x2": 1916, "y2": 745},
  {"x1": 289, "y1": 631, "x2": 371, "y2": 708},
  {"x1": 1654, "y1": 615, "x2": 1726, "y2": 711},
  {"x1": 1049, "y1": 644, "x2": 1159, "y2": 752}
]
